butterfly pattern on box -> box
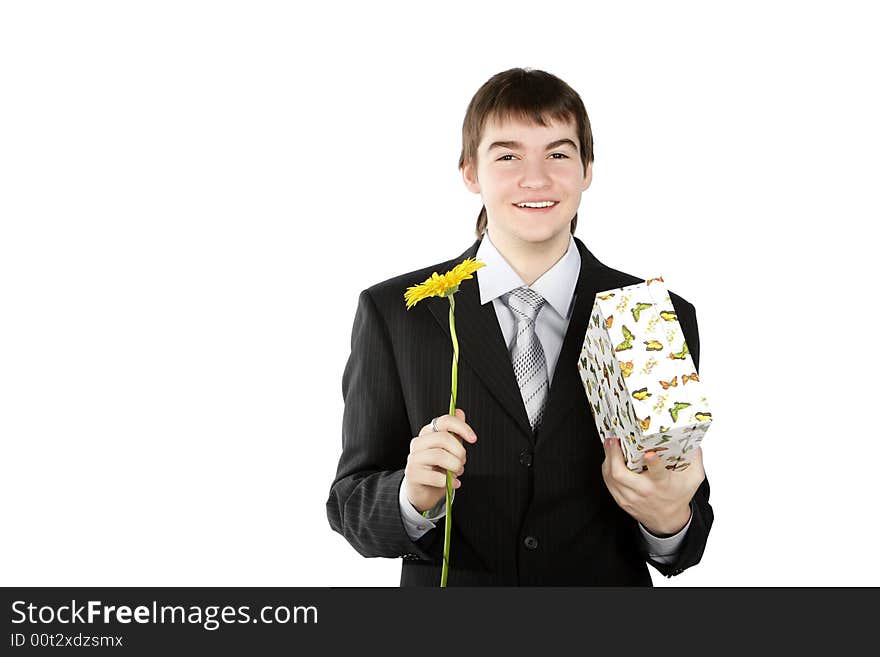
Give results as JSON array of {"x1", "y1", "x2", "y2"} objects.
[{"x1": 577, "y1": 276, "x2": 712, "y2": 473}]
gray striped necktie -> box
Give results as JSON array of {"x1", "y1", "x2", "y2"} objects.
[{"x1": 502, "y1": 286, "x2": 549, "y2": 432}]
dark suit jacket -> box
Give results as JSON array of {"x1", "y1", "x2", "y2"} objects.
[{"x1": 326, "y1": 235, "x2": 713, "y2": 586}]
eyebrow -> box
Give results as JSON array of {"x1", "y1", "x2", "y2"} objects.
[{"x1": 487, "y1": 138, "x2": 579, "y2": 152}]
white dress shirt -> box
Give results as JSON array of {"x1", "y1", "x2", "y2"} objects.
[{"x1": 399, "y1": 228, "x2": 692, "y2": 563}]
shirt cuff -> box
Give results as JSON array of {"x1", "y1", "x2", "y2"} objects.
[
  {"x1": 638, "y1": 507, "x2": 693, "y2": 562},
  {"x1": 398, "y1": 474, "x2": 454, "y2": 541}
]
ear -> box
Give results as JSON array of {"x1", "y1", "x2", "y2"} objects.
[
  {"x1": 582, "y1": 160, "x2": 593, "y2": 191},
  {"x1": 461, "y1": 159, "x2": 481, "y2": 194}
]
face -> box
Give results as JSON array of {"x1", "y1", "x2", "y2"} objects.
[{"x1": 462, "y1": 114, "x2": 592, "y2": 249}]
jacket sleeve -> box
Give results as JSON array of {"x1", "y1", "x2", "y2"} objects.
[
  {"x1": 326, "y1": 288, "x2": 441, "y2": 561},
  {"x1": 641, "y1": 296, "x2": 714, "y2": 578}
]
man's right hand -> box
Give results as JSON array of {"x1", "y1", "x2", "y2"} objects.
[{"x1": 404, "y1": 408, "x2": 478, "y2": 514}]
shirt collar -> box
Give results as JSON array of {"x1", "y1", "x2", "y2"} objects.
[{"x1": 474, "y1": 227, "x2": 581, "y2": 320}]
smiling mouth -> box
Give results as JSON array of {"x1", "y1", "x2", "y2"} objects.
[{"x1": 513, "y1": 201, "x2": 559, "y2": 212}]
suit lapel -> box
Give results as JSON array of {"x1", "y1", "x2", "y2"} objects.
[
  {"x1": 427, "y1": 239, "x2": 533, "y2": 441},
  {"x1": 536, "y1": 238, "x2": 622, "y2": 441},
  {"x1": 427, "y1": 235, "x2": 621, "y2": 447}
]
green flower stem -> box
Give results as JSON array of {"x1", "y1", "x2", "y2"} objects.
[{"x1": 441, "y1": 294, "x2": 459, "y2": 587}]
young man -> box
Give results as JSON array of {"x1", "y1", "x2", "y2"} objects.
[{"x1": 327, "y1": 68, "x2": 713, "y2": 586}]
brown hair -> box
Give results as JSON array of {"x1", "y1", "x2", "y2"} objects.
[{"x1": 458, "y1": 67, "x2": 595, "y2": 239}]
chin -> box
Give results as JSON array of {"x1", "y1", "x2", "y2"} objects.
[
  {"x1": 491, "y1": 209, "x2": 571, "y2": 242},
  {"x1": 514, "y1": 231, "x2": 564, "y2": 246},
  {"x1": 513, "y1": 220, "x2": 570, "y2": 241}
]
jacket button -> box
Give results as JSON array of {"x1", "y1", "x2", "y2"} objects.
[
  {"x1": 523, "y1": 535, "x2": 538, "y2": 550},
  {"x1": 519, "y1": 450, "x2": 533, "y2": 467}
]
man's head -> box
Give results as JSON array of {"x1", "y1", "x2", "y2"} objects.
[{"x1": 459, "y1": 68, "x2": 595, "y2": 244}]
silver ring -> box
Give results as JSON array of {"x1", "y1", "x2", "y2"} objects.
[{"x1": 431, "y1": 417, "x2": 440, "y2": 432}]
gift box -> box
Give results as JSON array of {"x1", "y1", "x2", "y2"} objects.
[{"x1": 577, "y1": 276, "x2": 712, "y2": 473}]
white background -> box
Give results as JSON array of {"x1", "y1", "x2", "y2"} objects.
[{"x1": 1, "y1": 1, "x2": 877, "y2": 587}]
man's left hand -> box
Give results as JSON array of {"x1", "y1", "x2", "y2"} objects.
[{"x1": 601, "y1": 437, "x2": 704, "y2": 536}]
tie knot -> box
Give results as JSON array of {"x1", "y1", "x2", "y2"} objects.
[{"x1": 503, "y1": 286, "x2": 546, "y2": 322}]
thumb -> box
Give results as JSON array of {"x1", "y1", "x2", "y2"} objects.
[{"x1": 455, "y1": 408, "x2": 466, "y2": 421}]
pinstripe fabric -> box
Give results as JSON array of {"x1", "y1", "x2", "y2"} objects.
[
  {"x1": 502, "y1": 287, "x2": 549, "y2": 432},
  {"x1": 326, "y1": 235, "x2": 714, "y2": 586}
]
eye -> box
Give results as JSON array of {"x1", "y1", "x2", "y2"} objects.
[{"x1": 497, "y1": 153, "x2": 570, "y2": 161}]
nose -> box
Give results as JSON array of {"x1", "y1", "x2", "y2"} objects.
[{"x1": 518, "y1": 158, "x2": 552, "y2": 189}]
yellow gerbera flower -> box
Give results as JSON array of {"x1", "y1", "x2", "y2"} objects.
[{"x1": 404, "y1": 258, "x2": 486, "y2": 309}]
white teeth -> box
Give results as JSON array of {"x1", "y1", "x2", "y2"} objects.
[{"x1": 516, "y1": 201, "x2": 556, "y2": 208}]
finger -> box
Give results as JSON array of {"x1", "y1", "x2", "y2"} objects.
[
  {"x1": 413, "y1": 448, "x2": 465, "y2": 475},
  {"x1": 407, "y1": 460, "x2": 462, "y2": 489},
  {"x1": 418, "y1": 410, "x2": 461, "y2": 437},
  {"x1": 603, "y1": 438, "x2": 649, "y2": 495},
  {"x1": 603, "y1": 437, "x2": 630, "y2": 478},
  {"x1": 435, "y1": 409, "x2": 478, "y2": 444},
  {"x1": 418, "y1": 418, "x2": 439, "y2": 437},
  {"x1": 601, "y1": 469, "x2": 626, "y2": 508},
  {"x1": 603, "y1": 438, "x2": 628, "y2": 484},
  {"x1": 414, "y1": 465, "x2": 454, "y2": 489},
  {"x1": 431, "y1": 465, "x2": 465, "y2": 486},
  {"x1": 686, "y1": 446, "x2": 706, "y2": 483},
  {"x1": 411, "y1": 447, "x2": 465, "y2": 474},
  {"x1": 642, "y1": 449, "x2": 670, "y2": 483},
  {"x1": 417, "y1": 409, "x2": 475, "y2": 442},
  {"x1": 415, "y1": 461, "x2": 459, "y2": 485},
  {"x1": 412, "y1": 432, "x2": 468, "y2": 463},
  {"x1": 431, "y1": 465, "x2": 464, "y2": 488},
  {"x1": 600, "y1": 451, "x2": 635, "y2": 510},
  {"x1": 692, "y1": 446, "x2": 704, "y2": 468}
]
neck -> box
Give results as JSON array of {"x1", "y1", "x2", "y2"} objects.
[{"x1": 486, "y1": 226, "x2": 570, "y2": 287}]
